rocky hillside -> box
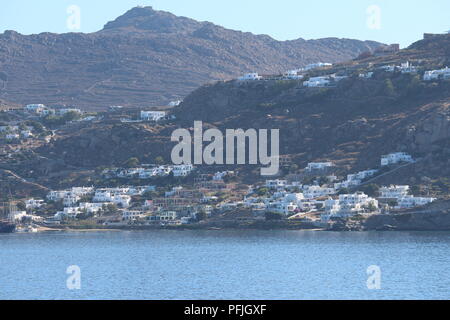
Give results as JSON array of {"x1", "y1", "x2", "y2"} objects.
[
  {"x1": 22, "y1": 36, "x2": 447, "y2": 181},
  {"x1": 0, "y1": 6, "x2": 381, "y2": 110},
  {"x1": 171, "y1": 34, "x2": 450, "y2": 183}
]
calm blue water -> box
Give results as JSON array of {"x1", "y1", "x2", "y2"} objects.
[{"x1": 0, "y1": 230, "x2": 449, "y2": 300}]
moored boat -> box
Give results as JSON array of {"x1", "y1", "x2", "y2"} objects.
[{"x1": 0, "y1": 221, "x2": 16, "y2": 233}]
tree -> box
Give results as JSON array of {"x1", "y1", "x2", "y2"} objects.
[
  {"x1": 384, "y1": 79, "x2": 395, "y2": 96},
  {"x1": 289, "y1": 164, "x2": 298, "y2": 173},
  {"x1": 337, "y1": 188, "x2": 350, "y2": 195},
  {"x1": 123, "y1": 157, "x2": 139, "y2": 168},
  {"x1": 154, "y1": 156, "x2": 165, "y2": 165},
  {"x1": 62, "y1": 111, "x2": 81, "y2": 122},
  {"x1": 103, "y1": 203, "x2": 118, "y2": 215},
  {"x1": 265, "y1": 211, "x2": 283, "y2": 221},
  {"x1": 196, "y1": 210, "x2": 207, "y2": 221},
  {"x1": 16, "y1": 201, "x2": 26, "y2": 211},
  {"x1": 359, "y1": 184, "x2": 379, "y2": 197},
  {"x1": 256, "y1": 187, "x2": 269, "y2": 196}
]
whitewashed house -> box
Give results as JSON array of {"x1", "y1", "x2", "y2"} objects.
[
  {"x1": 25, "y1": 199, "x2": 44, "y2": 209},
  {"x1": 397, "y1": 196, "x2": 436, "y2": 208},
  {"x1": 47, "y1": 190, "x2": 70, "y2": 201},
  {"x1": 381, "y1": 152, "x2": 414, "y2": 166},
  {"x1": 379, "y1": 65, "x2": 395, "y2": 72},
  {"x1": 305, "y1": 162, "x2": 334, "y2": 172},
  {"x1": 265, "y1": 179, "x2": 287, "y2": 189},
  {"x1": 238, "y1": 73, "x2": 262, "y2": 81},
  {"x1": 56, "y1": 108, "x2": 82, "y2": 116},
  {"x1": 25, "y1": 104, "x2": 46, "y2": 113},
  {"x1": 5, "y1": 133, "x2": 19, "y2": 140},
  {"x1": 63, "y1": 195, "x2": 81, "y2": 207},
  {"x1": 168, "y1": 100, "x2": 182, "y2": 107},
  {"x1": 266, "y1": 201, "x2": 298, "y2": 215},
  {"x1": 322, "y1": 192, "x2": 378, "y2": 221},
  {"x1": 20, "y1": 130, "x2": 33, "y2": 138},
  {"x1": 304, "y1": 62, "x2": 332, "y2": 70},
  {"x1": 283, "y1": 70, "x2": 304, "y2": 80},
  {"x1": 172, "y1": 164, "x2": 194, "y2": 177},
  {"x1": 359, "y1": 72, "x2": 374, "y2": 78},
  {"x1": 122, "y1": 210, "x2": 146, "y2": 221},
  {"x1": 140, "y1": 111, "x2": 166, "y2": 121},
  {"x1": 379, "y1": 185, "x2": 410, "y2": 199},
  {"x1": 397, "y1": 61, "x2": 417, "y2": 73},
  {"x1": 303, "y1": 76, "x2": 331, "y2": 87},
  {"x1": 423, "y1": 67, "x2": 450, "y2": 81},
  {"x1": 303, "y1": 185, "x2": 335, "y2": 199},
  {"x1": 112, "y1": 195, "x2": 131, "y2": 208}
]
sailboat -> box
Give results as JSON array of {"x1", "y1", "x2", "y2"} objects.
[{"x1": 0, "y1": 200, "x2": 16, "y2": 233}]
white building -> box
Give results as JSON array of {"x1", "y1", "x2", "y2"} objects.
[
  {"x1": 304, "y1": 62, "x2": 332, "y2": 70},
  {"x1": 63, "y1": 195, "x2": 81, "y2": 207},
  {"x1": 25, "y1": 199, "x2": 44, "y2": 209},
  {"x1": 345, "y1": 169, "x2": 378, "y2": 185},
  {"x1": 397, "y1": 61, "x2": 417, "y2": 73},
  {"x1": 212, "y1": 171, "x2": 233, "y2": 181},
  {"x1": 20, "y1": 130, "x2": 33, "y2": 138},
  {"x1": 5, "y1": 133, "x2": 19, "y2": 140},
  {"x1": 359, "y1": 72, "x2": 374, "y2": 79},
  {"x1": 322, "y1": 192, "x2": 378, "y2": 220},
  {"x1": 423, "y1": 67, "x2": 450, "y2": 81},
  {"x1": 381, "y1": 152, "x2": 414, "y2": 166},
  {"x1": 266, "y1": 201, "x2": 298, "y2": 215},
  {"x1": 379, "y1": 185, "x2": 410, "y2": 199},
  {"x1": 380, "y1": 65, "x2": 395, "y2": 72},
  {"x1": 303, "y1": 185, "x2": 335, "y2": 199},
  {"x1": 56, "y1": 108, "x2": 82, "y2": 116},
  {"x1": 47, "y1": 190, "x2": 70, "y2": 201},
  {"x1": 238, "y1": 73, "x2": 262, "y2": 81},
  {"x1": 397, "y1": 196, "x2": 435, "y2": 208},
  {"x1": 122, "y1": 210, "x2": 146, "y2": 221},
  {"x1": 168, "y1": 100, "x2": 182, "y2": 107},
  {"x1": 172, "y1": 164, "x2": 194, "y2": 177},
  {"x1": 305, "y1": 162, "x2": 334, "y2": 172},
  {"x1": 265, "y1": 179, "x2": 287, "y2": 189},
  {"x1": 303, "y1": 76, "x2": 330, "y2": 87},
  {"x1": 140, "y1": 111, "x2": 166, "y2": 121},
  {"x1": 283, "y1": 70, "x2": 304, "y2": 80},
  {"x1": 25, "y1": 104, "x2": 46, "y2": 113}
]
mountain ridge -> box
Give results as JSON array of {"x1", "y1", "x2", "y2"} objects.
[{"x1": 0, "y1": 6, "x2": 382, "y2": 110}]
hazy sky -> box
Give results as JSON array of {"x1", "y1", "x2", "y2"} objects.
[{"x1": 1, "y1": 0, "x2": 449, "y2": 47}]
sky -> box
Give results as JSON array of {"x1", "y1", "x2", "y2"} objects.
[{"x1": 0, "y1": 0, "x2": 449, "y2": 48}]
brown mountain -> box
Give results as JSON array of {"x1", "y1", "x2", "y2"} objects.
[
  {"x1": 16, "y1": 34, "x2": 446, "y2": 195},
  {"x1": 0, "y1": 6, "x2": 382, "y2": 110}
]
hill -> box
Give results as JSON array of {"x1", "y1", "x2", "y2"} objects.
[
  {"x1": 2, "y1": 35, "x2": 450, "y2": 198},
  {"x1": 0, "y1": 6, "x2": 381, "y2": 110}
]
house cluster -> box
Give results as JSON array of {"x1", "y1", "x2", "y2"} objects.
[
  {"x1": 24, "y1": 104, "x2": 82, "y2": 117},
  {"x1": 232, "y1": 150, "x2": 432, "y2": 222},
  {"x1": 242, "y1": 178, "x2": 364, "y2": 217},
  {"x1": 0, "y1": 124, "x2": 34, "y2": 141},
  {"x1": 322, "y1": 192, "x2": 379, "y2": 222},
  {"x1": 237, "y1": 62, "x2": 333, "y2": 82},
  {"x1": 140, "y1": 110, "x2": 167, "y2": 121},
  {"x1": 378, "y1": 185, "x2": 435, "y2": 209},
  {"x1": 302, "y1": 74, "x2": 348, "y2": 87},
  {"x1": 119, "y1": 171, "x2": 236, "y2": 224},
  {"x1": 376, "y1": 62, "x2": 450, "y2": 81},
  {"x1": 379, "y1": 61, "x2": 418, "y2": 74},
  {"x1": 381, "y1": 152, "x2": 414, "y2": 166},
  {"x1": 102, "y1": 164, "x2": 195, "y2": 179},
  {"x1": 39, "y1": 185, "x2": 155, "y2": 221},
  {"x1": 333, "y1": 169, "x2": 378, "y2": 189},
  {"x1": 423, "y1": 67, "x2": 450, "y2": 81}
]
